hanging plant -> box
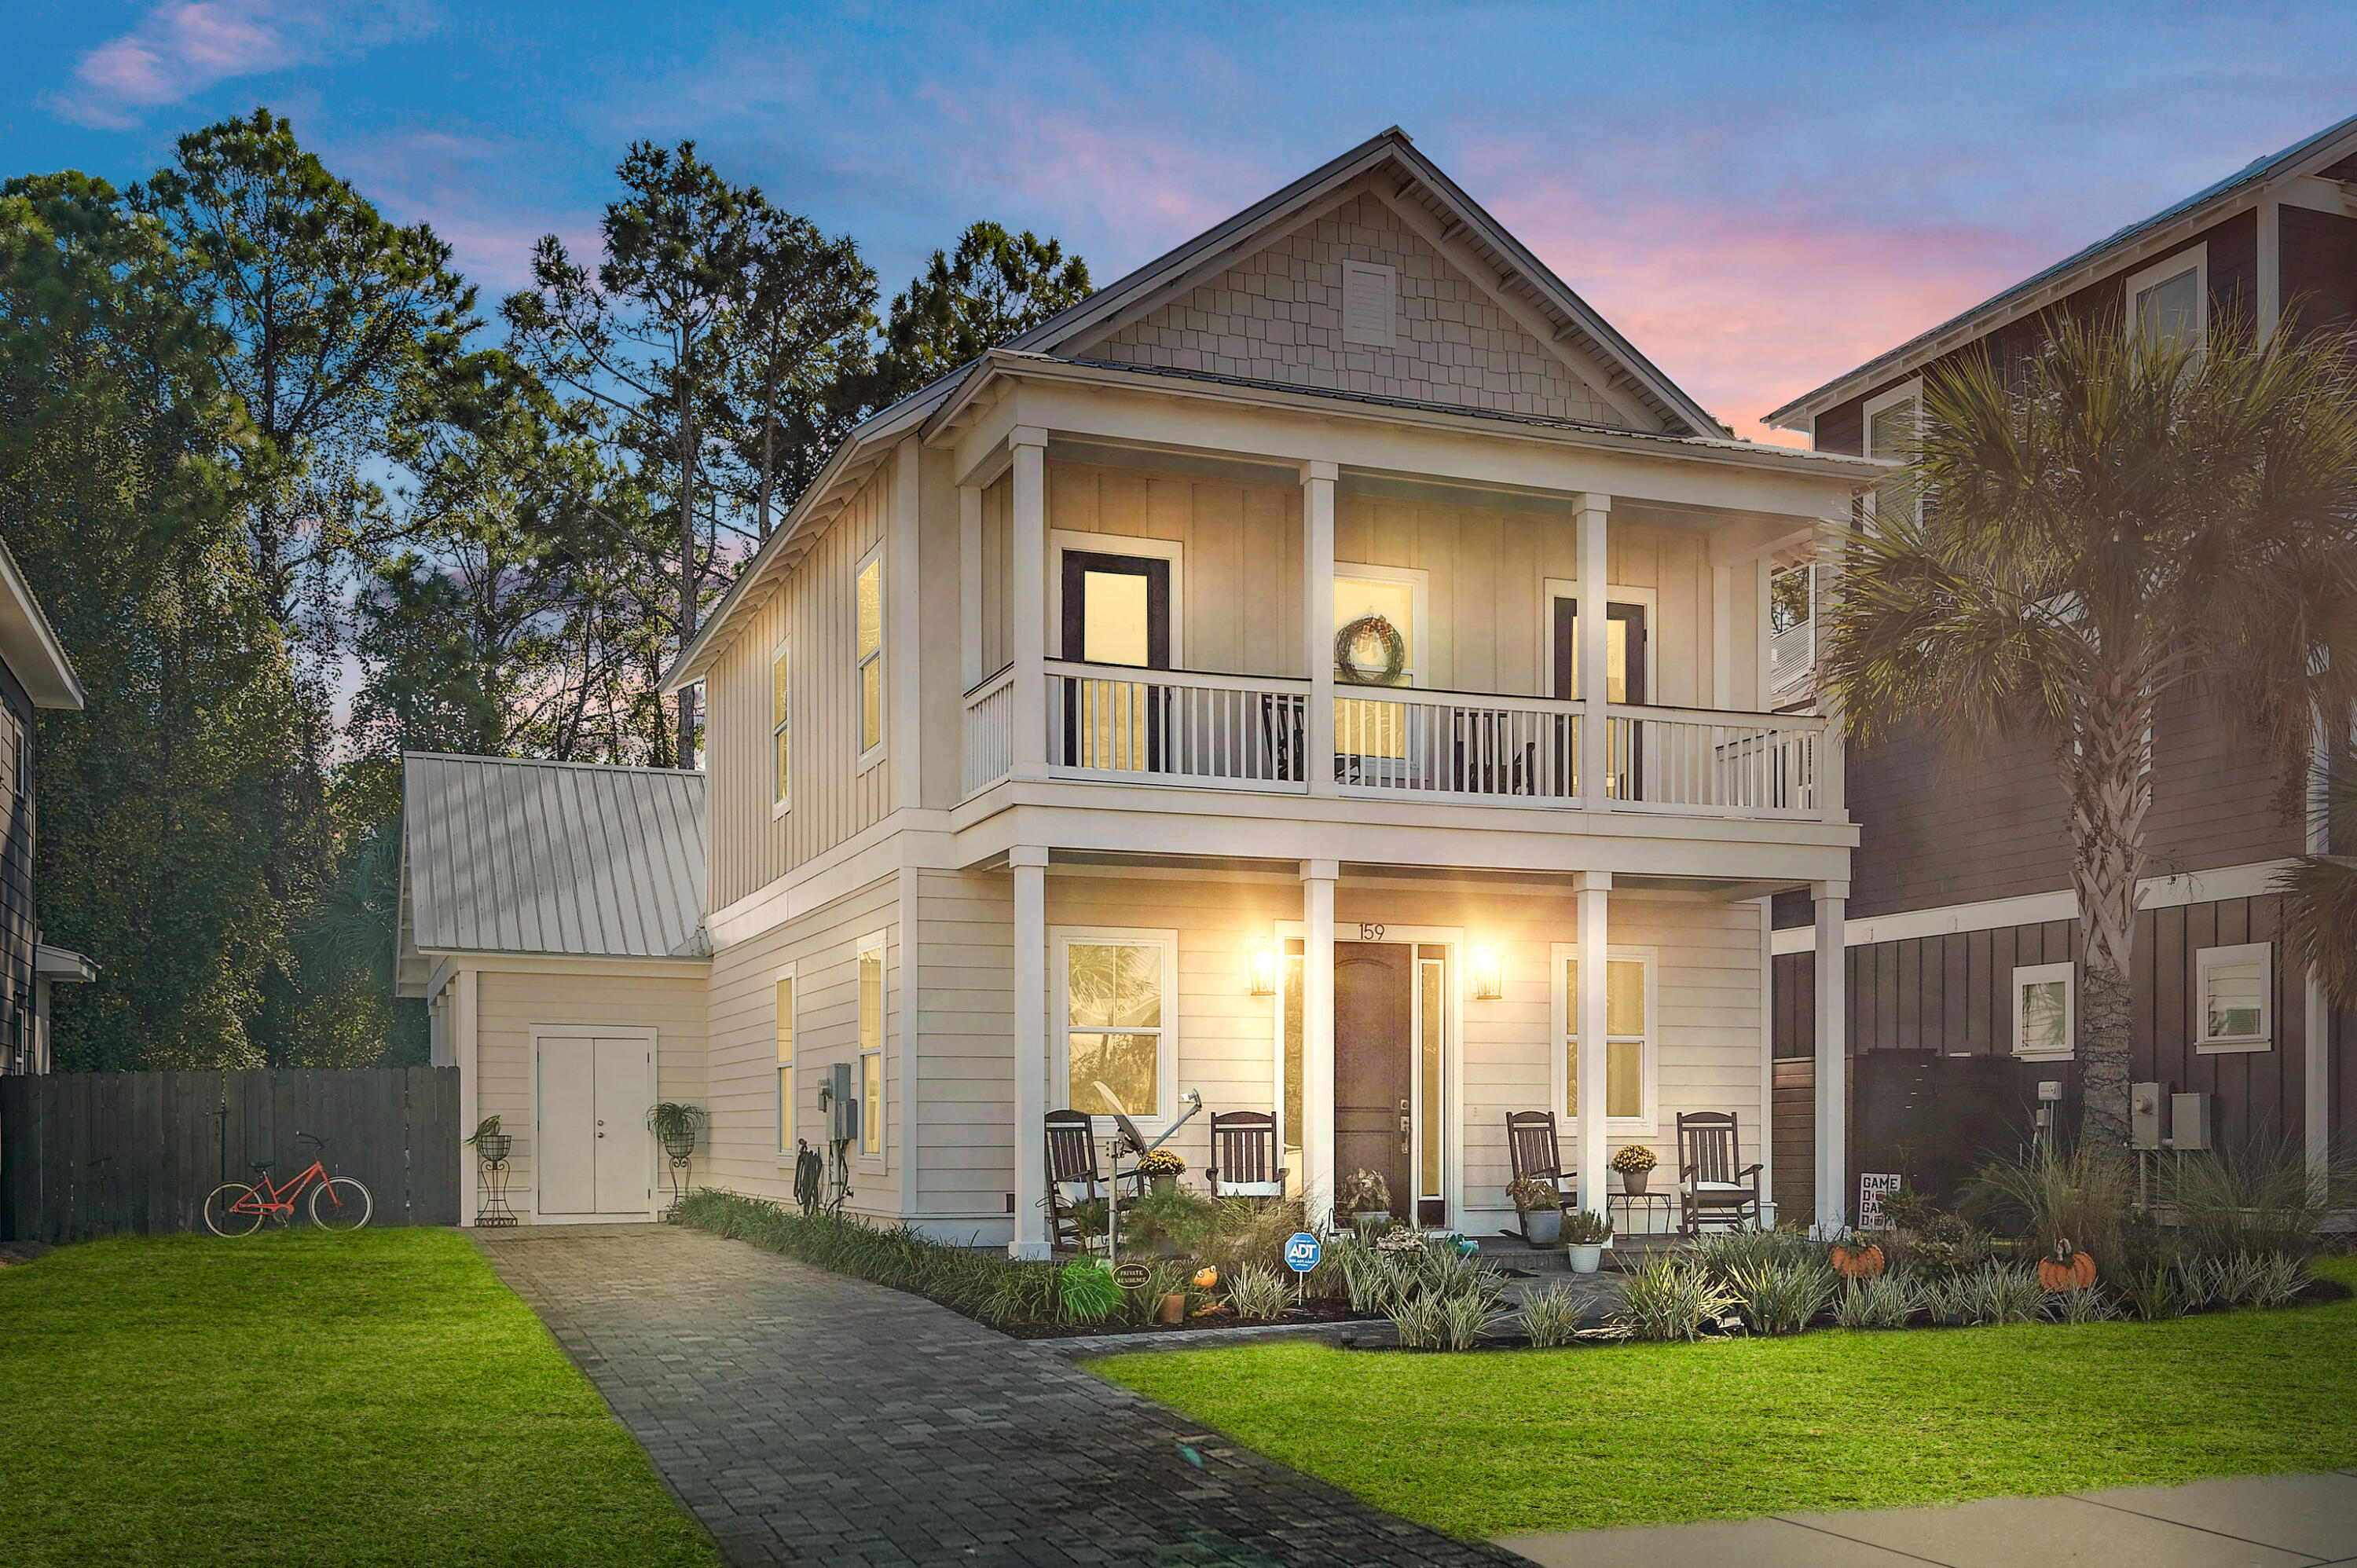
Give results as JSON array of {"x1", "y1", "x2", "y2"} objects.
[
  {"x1": 646, "y1": 1102, "x2": 709, "y2": 1162},
  {"x1": 1333, "y1": 614, "x2": 1408, "y2": 685}
]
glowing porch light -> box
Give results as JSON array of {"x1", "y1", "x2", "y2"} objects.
[{"x1": 1469, "y1": 943, "x2": 1504, "y2": 1000}]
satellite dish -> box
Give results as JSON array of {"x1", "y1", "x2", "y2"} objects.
[{"x1": 1091, "y1": 1080, "x2": 1149, "y2": 1153}]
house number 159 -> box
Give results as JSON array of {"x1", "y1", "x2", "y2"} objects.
[{"x1": 1358, "y1": 923, "x2": 1385, "y2": 940}]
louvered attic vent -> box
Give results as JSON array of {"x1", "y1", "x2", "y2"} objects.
[{"x1": 1341, "y1": 260, "x2": 1398, "y2": 349}]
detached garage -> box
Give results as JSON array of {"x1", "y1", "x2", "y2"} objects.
[{"x1": 398, "y1": 753, "x2": 711, "y2": 1227}]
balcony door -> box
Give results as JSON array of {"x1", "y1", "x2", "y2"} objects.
[
  {"x1": 1552, "y1": 597, "x2": 1647, "y2": 798},
  {"x1": 1059, "y1": 551, "x2": 1171, "y2": 771}
]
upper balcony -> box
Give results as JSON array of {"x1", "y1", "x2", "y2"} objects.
[{"x1": 950, "y1": 427, "x2": 1851, "y2": 865}]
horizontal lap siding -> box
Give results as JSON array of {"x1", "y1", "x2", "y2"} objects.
[
  {"x1": 917, "y1": 869, "x2": 1013, "y2": 1216},
  {"x1": 1047, "y1": 460, "x2": 1302, "y2": 678},
  {"x1": 707, "y1": 463, "x2": 895, "y2": 913},
  {"x1": 702, "y1": 877, "x2": 901, "y2": 1218},
  {"x1": 473, "y1": 968, "x2": 709, "y2": 1220},
  {"x1": 1332, "y1": 498, "x2": 1712, "y2": 707}
]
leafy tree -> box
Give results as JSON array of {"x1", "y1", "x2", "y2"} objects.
[
  {"x1": 1821, "y1": 315, "x2": 2357, "y2": 1145},
  {"x1": 504, "y1": 140, "x2": 750, "y2": 768},
  {"x1": 715, "y1": 198, "x2": 875, "y2": 535},
  {"x1": 0, "y1": 173, "x2": 298, "y2": 1068},
  {"x1": 2278, "y1": 760, "x2": 2357, "y2": 1012},
  {"x1": 871, "y1": 221, "x2": 1089, "y2": 408}
]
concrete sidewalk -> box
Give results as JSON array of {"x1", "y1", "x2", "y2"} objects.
[{"x1": 1498, "y1": 1471, "x2": 2357, "y2": 1567}]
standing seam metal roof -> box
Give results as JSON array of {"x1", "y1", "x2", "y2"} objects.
[{"x1": 401, "y1": 753, "x2": 709, "y2": 960}]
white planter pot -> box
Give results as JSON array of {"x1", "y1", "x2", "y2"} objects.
[{"x1": 1567, "y1": 1243, "x2": 1604, "y2": 1274}]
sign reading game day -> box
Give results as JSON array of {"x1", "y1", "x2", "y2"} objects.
[{"x1": 1858, "y1": 1173, "x2": 1902, "y2": 1230}]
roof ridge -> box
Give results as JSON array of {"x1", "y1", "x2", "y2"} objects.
[{"x1": 404, "y1": 750, "x2": 708, "y2": 782}]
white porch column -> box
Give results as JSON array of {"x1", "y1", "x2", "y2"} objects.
[
  {"x1": 1009, "y1": 428, "x2": 1048, "y2": 775},
  {"x1": 1813, "y1": 881, "x2": 1849, "y2": 1234},
  {"x1": 1574, "y1": 493, "x2": 1611, "y2": 810},
  {"x1": 1009, "y1": 846, "x2": 1050, "y2": 1258},
  {"x1": 2308, "y1": 721, "x2": 2332, "y2": 1200},
  {"x1": 1756, "y1": 896, "x2": 1777, "y2": 1228},
  {"x1": 1302, "y1": 461, "x2": 1337, "y2": 796},
  {"x1": 1302, "y1": 859, "x2": 1337, "y2": 1225},
  {"x1": 455, "y1": 967, "x2": 478, "y2": 1228},
  {"x1": 959, "y1": 482, "x2": 982, "y2": 691},
  {"x1": 1575, "y1": 871, "x2": 1611, "y2": 1214}
]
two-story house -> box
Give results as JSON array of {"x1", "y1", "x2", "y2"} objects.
[
  {"x1": 0, "y1": 538, "x2": 89, "y2": 1079},
  {"x1": 1762, "y1": 110, "x2": 2357, "y2": 1218},
  {"x1": 402, "y1": 129, "x2": 1879, "y2": 1247}
]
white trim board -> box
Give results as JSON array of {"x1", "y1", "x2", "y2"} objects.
[{"x1": 1770, "y1": 859, "x2": 2298, "y2": 954}]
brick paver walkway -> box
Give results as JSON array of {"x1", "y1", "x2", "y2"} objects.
[{"x1": 480, "y1": 1223, "x2": 1521, "y2": 1568}]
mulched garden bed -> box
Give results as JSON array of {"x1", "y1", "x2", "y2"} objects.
[{"x1": 1002, "y1": 1295, "x2": 1380, "y2": 1339}]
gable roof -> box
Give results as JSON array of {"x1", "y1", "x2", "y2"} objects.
[
  {"x1": 398, "y1": 753, "x2": 708, "y2": 982},
  {"x1": 1767, "y1": 110, "x2": 2357, "y2": 430},
  {"x1": 665, "y1": 130, "x2": 1751, "y2": 691},
  {"x1": 0, "y1": 537, "x2": 80, "y2": 711}
]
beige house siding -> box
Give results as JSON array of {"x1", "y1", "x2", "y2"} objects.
[
  {"x1": 1046, "y1": 460, "x2": 1303, "y2": 677},
  {"x1": 470, "y1": 964, "x2": 709, "y2": 1220},
  {"x1": 706, "y1": 463, "x2": 896, "y2": 913},
  {"x1": 1333, "y1": 492, "x2": 1714, "y2": 705},
  {"x1": 915, "y1": 869, "x2": 1014, "y2": 1217},
  {"x1": 1080, "y1": 184, "x2": 1650, "y2": 430},
  {"x1": 702, "y1": 874, "x2": 904, "y2": 1218}
]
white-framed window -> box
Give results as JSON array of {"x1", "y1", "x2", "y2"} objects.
[
  {"x1": 1054, "y1": 928, "x2": 1178, "y2": 1127},
  {"x1": 855, "y1": 545, "x2": 884, "y2": 769},
  {"x1": 2195, "y1": 941, "x2": 2271, "y2": 1053},
  {"x1": 1549, "y1": 943, "x2": 1658, "y2": 1130},
  {"x1": 2011, "y1": 962, "x2": 2074, "y2": 1060},
  {"x1": 774, "y1": 968, "x2": 796, "y2": 1154},
  {"x1": 2124, "y1": 242, "x2": 2207, "y2": 353},
  {"x1": 857, "y1": 932, "x2": 885, "y2": 1159},
  {"x1": 1341, "y1": 259, "x2": 1398, "y2": 350},
  {"x1": 1863, "y1": 379, "x2": 1923, "y2": 530},
  {"x1": 770, "y1": 637, "x2": 790, "y2": 814}
]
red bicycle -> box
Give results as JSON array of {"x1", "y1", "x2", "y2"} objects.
[{"x1": 203, "y1": 1131, "x2": 373, "y2": 1236}]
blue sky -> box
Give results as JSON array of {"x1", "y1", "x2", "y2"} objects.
[{"x1": 8, "y1": 2, "x2": 2356, "y2": 441}]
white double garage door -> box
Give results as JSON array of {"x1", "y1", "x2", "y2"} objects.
[{"x1": 534, "y1": 1030, "x2": 655, "y2": 1219}]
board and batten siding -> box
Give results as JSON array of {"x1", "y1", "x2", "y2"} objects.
[
  {"x1": 468, "y1": 965, "x2": 709, "y2": 1219},
  {"x1": 702, "y1": 874, "x2": 903, "y2": 1216},
  {"x1": 706, "y1": 463, "x2": 896, "y2": 914}
]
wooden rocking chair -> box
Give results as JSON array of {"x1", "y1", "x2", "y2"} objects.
[
  {"x1": 1677, "y1": 1111, "x2": 1761, "y2": 1236},
  {"x1": 1505, "y1": 1111, "x2": 1579, "y2": 1222},
  {"x1": 1043, "y1": 1109, "x2": 1132, "y2": 1253},
  {"x1": 1205, "y1": 1109, "x2": 1286, "y2": 1200}
]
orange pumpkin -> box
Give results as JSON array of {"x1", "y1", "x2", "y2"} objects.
[
  {"x1": 1831, "y1": 1243, "x2": 1885, "y2": 1280},
  {"x1": 1192, "y1": 1266, "x2": 1219, "y2": 1291},
  {"x1": 2039, "y1": 1241, "x2": 2097, "y2": 1291}
]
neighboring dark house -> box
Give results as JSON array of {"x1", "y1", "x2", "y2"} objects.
[
  {"x1": 1761, "y1": 111, "x2": 2357, "y2": 1220},
  {"x1": 0, "y1": 540, "x2": 88, "y2": 1076}
]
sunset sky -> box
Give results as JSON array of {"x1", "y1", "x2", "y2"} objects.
[{"x1": 9, "y1": 2, "x2": 2357, "y2": 443}]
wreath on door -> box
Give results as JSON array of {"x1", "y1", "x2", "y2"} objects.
[{"x1": 1334, "y1": 614, "x2": 1408, "y2": 685}]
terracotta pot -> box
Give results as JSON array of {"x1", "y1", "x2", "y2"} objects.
[
  {"x1": 1621, "y1": 1169, "x2": 1649, "y2": 1196},
  {"x1": 1158, "y1": 1291, "x2": 1187, "y2": 1325}
]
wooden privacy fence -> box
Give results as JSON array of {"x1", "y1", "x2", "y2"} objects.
[{"x1": 0, "y1": 1067, "x2": 460, "y2": 1243}]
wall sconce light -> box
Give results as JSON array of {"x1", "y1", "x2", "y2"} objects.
[
  {"x1": 1246, "y1": 938, "x2": 1281, "y2": 997},
  {"x1": 1469, "y1": 943, "x2": 1504, "y2": 1001}
]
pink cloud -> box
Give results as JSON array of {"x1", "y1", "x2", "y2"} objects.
[
  {"x1": 48, "y1": 2, "x2": 431, "y2": 130},
  {"x1": 1483, "y1": 174, "x2": 2047, "y2": 444}
]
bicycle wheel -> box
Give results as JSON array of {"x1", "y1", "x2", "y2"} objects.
[
  {"x1": 203, "y1": 1182, "x2": 264, "y2": 1237},
  {"x1": 309, "y1": 1176, "x2": 372, "y2": 1231}
]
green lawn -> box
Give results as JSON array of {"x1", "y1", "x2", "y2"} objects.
[
  {"x1": 0, "y1": 1228, "x2": 716, "y2": 1567},
  {"x1": 1094, "y1": 1255, "x2": 2357, "y2": 1540}
]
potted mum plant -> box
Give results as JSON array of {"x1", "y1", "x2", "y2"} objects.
[
  {"x1": 1562, "y1": 1209, "x2": 1612, "y2": 1273},
  {"x1": 1611, "y1": 1144, "x2": 1658, "y2": 1195},
  {"x1": 1507, "y1": 1174, "x2": 1565, "y2": 1246},
  {"x1": 1136, "y1": 1147, "x2": 1186, "y2": 1197}
]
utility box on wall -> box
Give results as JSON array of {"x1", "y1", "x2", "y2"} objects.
[
  {"x1": 2131, "y1": 1082, "x2": 2166, "y2": 1150},
  {"x1": 2169, "y1": 1092, "x2": 2211, "y2": 1152},
  {"x1": 822, "y1": 1060, "x2": 860, "y2": 1146}
]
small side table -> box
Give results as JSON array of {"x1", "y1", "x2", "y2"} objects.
[{"x1": 1607, "y1": 1190, "x2": 1676, "y2": 1239}]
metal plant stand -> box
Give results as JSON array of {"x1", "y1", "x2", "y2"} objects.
[
  {"x1": 662, "y1": 1137, "x2": 695, "y2": 1214},
  {"x1": 475, "y1": 1134, "x2": 518, "y2": 1228}
]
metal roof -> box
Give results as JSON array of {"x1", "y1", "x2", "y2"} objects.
[
  {"x1": 400, "y1": 753, "x2": 709, "y2": 963},
  {"x1": 1766, "y1": 110, "x2": 2357, "y2": 430}
]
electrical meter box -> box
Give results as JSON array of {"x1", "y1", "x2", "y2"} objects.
[
  {"x1": 824, "y1": 1060, "x2": 860, "y2": 1145},
  {"x1": 2169, "y1": 1091, "x2": 2211, "y2": 1152},
  {"x1": 2131, "y1": 1082, "x2": 2165, "y2": 1149}
]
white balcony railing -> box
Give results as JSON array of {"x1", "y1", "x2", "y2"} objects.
[
  {"x1": 1332, "y1": 688, "x2": 1582, "y2": 804},
  {"x1": 1043, "y1": 661, "x2": 1309, "y2": 791},
  {"x1": 961, "y1": 666, "x2": 1017, "y2": 797},
  {"x1": 1601, "y1": 702, "x2": 1824, "y2": 818}
]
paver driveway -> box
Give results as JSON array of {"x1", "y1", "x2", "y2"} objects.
[{"x1": 480, "y1": 1223, "x2": 1519, "y2": 1568}]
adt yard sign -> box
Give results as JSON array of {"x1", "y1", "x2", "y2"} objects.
[{"x1": 1284, "y1": 1232, "x2": 1321, "y2": 1273}]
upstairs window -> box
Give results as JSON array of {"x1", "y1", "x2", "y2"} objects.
[
  {"x1": 771, "y1": 640, "x2": 790, "y2": 810},
  {"x1": 2196, "y1": 943, "x2": 2270, "y2": 1053},
  {"x1": 2011, "y1": 962, "x2": 2074, "y2": 1060},
  {"x1": 855, "y1": 548, "x2": 883, "y2": 764},
  {"x1": 1863, "y1": 381, "x2": 1923, "y2": 529},
  {"x1": 2125, "y1": 244, "x2": 2207, "y2": 352}
]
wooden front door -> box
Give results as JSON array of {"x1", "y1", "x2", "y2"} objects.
[
  {"x1": 1333, "y1": 943, "x2": 1413, "y2": 1220},
  {"x1": 1058, "y1": 551, "x2": 1172, "y2": 771}
]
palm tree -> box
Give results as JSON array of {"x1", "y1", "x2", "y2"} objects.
[
  {"x1": 1820, "y1": 314, "x2": 2357, "y2": 1146},
  {"x1": 2278, "y1": 759, "x2": 2357, "y2": 1009}
]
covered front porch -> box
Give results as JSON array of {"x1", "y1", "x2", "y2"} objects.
[{"x1": 997, "y1": 852, "x2": 1854, "y2": 1256}]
